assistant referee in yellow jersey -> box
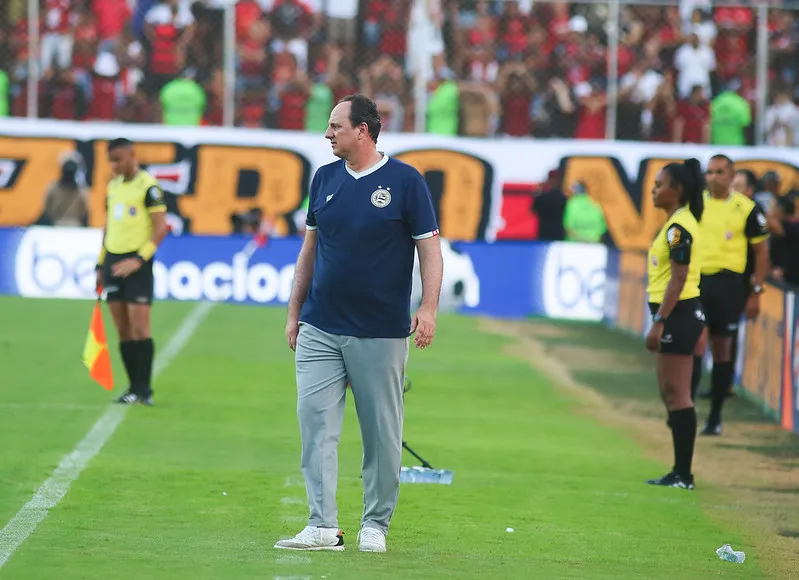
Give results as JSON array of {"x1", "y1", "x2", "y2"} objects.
[
  {"x1": 645, "y1": 159, "x2": 707, "y2": 490},
  {"x1": 693, "y1": 154, "x2": 770, "y2": 435},
  {"x1": 95, "y1": 138, "x2": 169, "y2": 406}
]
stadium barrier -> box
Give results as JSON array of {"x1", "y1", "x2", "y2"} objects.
[
  {"x1": 0, "y1": 226, "x2": 608, "y2": 323},
  {"x1": 604, "y1": 249, "x2": 799, "y2": 436}
]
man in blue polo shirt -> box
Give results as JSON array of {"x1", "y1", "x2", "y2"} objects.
[{"x1": 275, "y1": 94, "x2": 444, "y2": 553}]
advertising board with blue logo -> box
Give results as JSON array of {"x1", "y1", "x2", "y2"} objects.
[{"x1": 0, "y1": 226, "x2": 610, "y2": 323}]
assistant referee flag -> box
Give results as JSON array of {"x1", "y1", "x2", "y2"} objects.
[{"x1": 82, "y1": 301, "x2": 114, "y2": 390}]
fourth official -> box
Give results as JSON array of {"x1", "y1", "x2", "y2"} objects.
[{"x1": 692, "y1": 155, "x2": 770, "y2": 435}]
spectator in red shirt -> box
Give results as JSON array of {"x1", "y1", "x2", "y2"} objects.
[
  {"x1": 235, "y1": 0, "x2": 263, "y2": 41},
  {"x1": 497, "y1": 62, "x2": 534, "y2": 136},
  {"x1": 88, "y1": 52, "x2": 120, "y2": 121},
  {"x1": 497, "y1": 1, "x2": 531, "y2": 61},
  {"x1": 41, "y1": 0, "x2": 75, "y2": 73},
  {"x1": 673, "y1": 84, "x2": 710, "y2": 143},
  {"x1": 574, "y1": 79, "x2": 607, "y2": 139},
  {"x1": 143, "y1": 0, "x2": 195, "y2": 95},
  {"x1": 92, "y1": 0, "x2": 132, "y2": 51},
  {"x1": 278, "y1": 74, "x2": 310, "y2": 130},
  {"x1": 43, "y1": 69, "x2": 85, "y2": 120},
  {"x1": 238, "y1": 18, "x2": 270, "y2": 92}
]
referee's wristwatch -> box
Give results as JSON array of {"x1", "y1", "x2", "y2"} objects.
[
  {"x1": 652, "y1": 313, "x2": 666, "y2": 324},
  {"x1": 751, "y1": 284, "x2": 764, "y2": 296}
]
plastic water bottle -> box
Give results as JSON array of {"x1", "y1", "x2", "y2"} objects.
[
  {"x1": 399, "y1": 466, "x2": 454, "y2": 485},
  {"x1": 716, "y1": 544, "x2": 746, "y2": 564}
]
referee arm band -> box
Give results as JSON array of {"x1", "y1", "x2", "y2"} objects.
[
  {"x1": 137, "y1": 241, "x2": 157, "y2": 262},
  {"x1": 95, "y1": 247, "x2": 107, "y2": 270}
]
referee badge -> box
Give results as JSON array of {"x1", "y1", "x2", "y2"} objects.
[
  {"x1": 667, "y1": 226, "x2": 680, "y2": 247},
  {"x1": 371, "y1": 187, "x2": 392, "y2": 208},
  {"x1": 148, "y1": 186, "x2": 163, "y2": 202}
]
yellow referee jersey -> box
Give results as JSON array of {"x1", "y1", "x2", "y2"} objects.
[
  {"x1": 647, "y1": 206, "x2": 701, "y2": 304},
  {"x1": 698, "y1": 190, "x2": 769, "y2": 275},
  {"x1": 104, "y1": 170, "x2": 166, "y2": 254}
]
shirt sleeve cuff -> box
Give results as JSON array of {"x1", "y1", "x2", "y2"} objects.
[
  {"x1": 305, "y1": 225, "x2": 317, "y2": 230},
  {"x1": 412, "y1": 229, "x2": 439, "y2": 240},
  {"x1": 750, "y1": 234, "x2": 769, "y2": 244}
]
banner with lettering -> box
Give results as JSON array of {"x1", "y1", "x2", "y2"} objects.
[{"x1": 2, "y1": 119, "x2": 799, "y2": 247}]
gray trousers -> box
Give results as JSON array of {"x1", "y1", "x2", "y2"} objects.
[{"x1": 295, "y1": 322, "x2": 409, "y2": 535}]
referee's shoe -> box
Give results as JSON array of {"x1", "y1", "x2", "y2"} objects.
[{"x1": 115, "y1": 391, "x2": 154, "y2": 406}]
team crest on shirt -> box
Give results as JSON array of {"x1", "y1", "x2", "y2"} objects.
[
  {"x1": 371, "y1": 187, "x2": 391, "y2": 208},
  {"x1": 129, "y1": 206, "x2": 137, "y2": 217},
  {"x1": 725, "y1": 231, "x2": 733, "y2": 240}
]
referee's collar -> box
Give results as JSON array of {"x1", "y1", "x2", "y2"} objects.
[{"x1": 704, "y1": 189, "x2": 735, "y2": 203}]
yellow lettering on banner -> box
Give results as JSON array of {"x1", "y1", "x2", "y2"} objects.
[
  {"x1": 89, "y1": 141, "x2": 178, "y2": 227},
  {"x1": 180, "y1": 145, "x2": 307, "y2": 236},
  {"x1": 394, "y1": 150, "x2": 490, "y2": 241},
  {"x1": 0, "y1": 137, "x2": 75, "y2": 226},
  {"x1": 562, "y1": 157, "x2": 672, "y2": 251},
  {"x1": 617, "y1": 251, "x2": 648, "y2": 334},
  {"x1": 742, "y1": 286, "x2": 784, "y2": 414}
]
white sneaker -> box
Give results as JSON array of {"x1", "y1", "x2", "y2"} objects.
[
  {"x1": 274, "y1": 526, "x2": 345, "y2": 551},
  {"x1": 357, "y1": 527, "x2": 386, "y2": 553}
]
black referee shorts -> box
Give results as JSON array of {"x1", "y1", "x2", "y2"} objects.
[
  {"x1": 102, "y1": 251, "x2": 155, "y2": 305},
  {"x1": 648, "y1": 299, "x2": 706, "y2": 355},
  {"x1": 699, "y1": 271, "x2": 745, "y2": 336}
]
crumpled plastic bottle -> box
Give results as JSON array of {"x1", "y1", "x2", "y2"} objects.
[{"x1": 716, "y1": 544, "x2": 746, "y2": 564}]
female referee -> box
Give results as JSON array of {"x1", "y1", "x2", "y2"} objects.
[{"x1": 645, "y1": 159, "x2": 708, "y2": 490}]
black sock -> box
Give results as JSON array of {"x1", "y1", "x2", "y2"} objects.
[
  {"x1": 120, "y1": 341, "x2": 137, "y2": 391},
  {"x1": 134, "y1": 339, "x2": 155, "y2": 397},
  {"x1": 691, "y1": 356, "x2": 703, "y2": 402},
  {"x1": 708, "y1": 361, "x2": 734, "y2": 425},
  {"x1": 668, "y1": 407, "x2": 697, "y2": 480}
]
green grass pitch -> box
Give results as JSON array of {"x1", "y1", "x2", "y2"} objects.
[{"x1": 0, "y1": 296, "x2": 785, "y2": 578}]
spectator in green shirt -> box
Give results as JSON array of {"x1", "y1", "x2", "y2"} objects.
[
  {"x1": 0, "y1": 70, "x2": 8, "y2": 118},
  {"x1": 563, "y1": 182, "x2": 607, "y2": 243},
  {"x1": 710, "y1": 80, "x2": 752, "y2": 146},
  {"x1": 160, "y1": 72, "x2": 206, "y2": 126},
  {"x1": 305, "y1": 81, "x2": 333, "y2": 132},
  {"x1": 426, "y1": 70, "x2": 459, "y2": 135}
]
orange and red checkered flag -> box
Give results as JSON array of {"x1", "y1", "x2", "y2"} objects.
[{"x1": 82, "y1": 297, "x2": 114, "y2": 391}]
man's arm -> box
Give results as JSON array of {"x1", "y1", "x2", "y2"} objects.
[
  {"x1": 287, "y1": 229, "x2": 317, "y2": 323},
  {"x1": 744, "y1": 205, "x2": 771, "y2": 318},
  {"x1": 751, "y1": 240, "x2": 770, "y2": 289},
  {"x1": 415, "y1": 236, "x2": 443, "y2": 314},
  {"x1": 139, "y1": 185, "x2": 169, "y2": 261},
  {"x1": 285, "y1": 229, "x2": 316, "y2": 351}
]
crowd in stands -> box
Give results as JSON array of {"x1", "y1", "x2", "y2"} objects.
[{"x1": 1, "y1": 0, "x2": 798, "y2": 146}]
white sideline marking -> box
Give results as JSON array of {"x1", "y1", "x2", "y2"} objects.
[{"x1": 0, "y1": 301, "x2": 215, "y2": 570}]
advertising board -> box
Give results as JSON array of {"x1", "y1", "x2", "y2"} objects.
[{"x1": 3, "y1": 119, "x2": 799, "y2": 249}]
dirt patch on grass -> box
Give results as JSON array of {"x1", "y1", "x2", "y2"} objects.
[{"x1": 478, "y1": 317, "x2": 799, "y2": 580}]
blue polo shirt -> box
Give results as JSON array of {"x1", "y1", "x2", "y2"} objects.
[{"x1": 300, "y1": 154, "x2": 439, "y2": 338}]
